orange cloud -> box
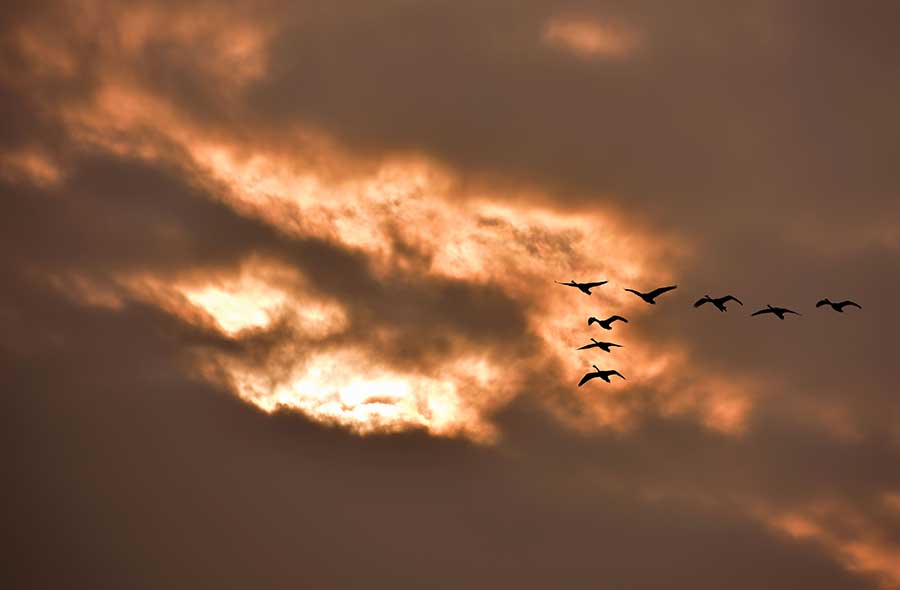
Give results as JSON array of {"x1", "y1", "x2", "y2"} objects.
[
  {"x1": 9, "y1": 12, "x2": 767, "y2": 444},
  {"x1": 0, "y1": 149, "x2": 63, "y2": 188},
  {"x1": 543, "y1": 17, "x2": 640, "y2": 59},
  {"x1": 47, "y1": 74, "x2": 759, "y2": 441},
  {"x1": 769, "y1": 502, "x2": 900, "y2": 586}
]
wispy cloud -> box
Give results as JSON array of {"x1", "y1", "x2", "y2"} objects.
[{"x1": 542, "y1": 16, "x2": 640, "y2": 59}]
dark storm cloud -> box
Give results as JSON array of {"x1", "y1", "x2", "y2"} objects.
[{"x1": 5, "y1": 0, "x2": 900, "y2": 587}]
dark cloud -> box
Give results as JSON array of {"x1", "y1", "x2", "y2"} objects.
[
  {"x1": 236, "y1": 1, "x2": 900, "y2": 222},
  {"x1": 2, "y1": 279, "x2": 875, "y2": 589},
  {"x1": 4, "y1": 0, "x2": 900, "y2": 587}
]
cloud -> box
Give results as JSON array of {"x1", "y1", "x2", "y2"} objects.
[
  {"x1": 542, "y1": 16, "x2": 640, "y2": 59},
  {"x1": 4, "y1": 0, "x2": 900, "y2": 587},
  {"x1": 2, "y1": 281, "x2": 878, "y2": 589}
]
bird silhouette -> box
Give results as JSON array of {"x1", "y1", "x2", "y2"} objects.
[
  {"x1": 555, "y1": 279, "x2": 608, "y2": 295},
  {"x1": 588, "y1": 315, "x2": 628, "y2": 330},
  {"x1": 751, "y1": 304, "x2": 801, "y2": 320},
  {"x1": 576, "y1": 338, "x2": 622, "y2": 353},
  {"x1": 816, "y1": 298, "x2": 862, "y2": 313},
  {"x1": 694, "y1": 294, "x2": 743, "y2": 312},
  {"x1": 624, "y1": 285, "x2": 678, "y2": 304},
  {"x1": 578, "y1": 365, "x2": 626, "y2": 386}
]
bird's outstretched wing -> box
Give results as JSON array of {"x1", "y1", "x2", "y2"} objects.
[
  {"x1": 722, "y1": 295, "x2": 743, "y2": 305},
  {"x1": 595, "y1": 342, "x2": 622, "y2": 352},
  {"x1": 694, "y1": 297, "x2": 710, "y2": 308},
  {"x1": 751, "y1": 308, "x2": 771, "y2": 316},
  {"x1": 816, "y1": 299, "x2": 829, "y2": 307},
  {"x1": 609, "y1": 370, "x2": 626, "y2": 380},
  {"x1": 576, "y1": 342, "x2": 597, "y2": 350},
  {"x1": 578, "y1": 373, "x2": 597, "y2": 387},
  {"x1": 842, "y1": 300, "x2": 862, "y2": 309},
  {"x1": 648, "y1": 285, "x2": 678, "y2": 298},
  {"x1": 609, "y1": 315, "x2": 629, "y2": 323},
  {"x1": 582, "y1": 281, "x2": 608, "y2": 288},
  {"x1": 785, "y1": 308, "x2": 801, "y2": 315}
]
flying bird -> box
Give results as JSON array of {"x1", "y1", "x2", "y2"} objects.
[
  {"x1": 751, "y1": 305, "x2": 801, "y2": 320},
  {"x1": 816, "y1": 298, "x2": 862, "y2": 313},
  {"x1": 588, "y1": 315, "x2": 628, "y2": 330},
  {"x1": 576, "y1": 338, "x2": 622, "y2": 353},
  {"x1": 694, "y1": 294, "x2": 743, "y2": 312},
  {"x1": 555, "y1": 279, "x2": 608, "y2": 295},
  {"x1": 624, "y1": 285, "x2": 678, "y2": 304},
  {"x1": 578, "y1": 365, "x2": 626, "y2": 386}
]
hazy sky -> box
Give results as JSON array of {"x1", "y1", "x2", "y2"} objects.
[{"x1": 4, "y1": 1, "x2": 900, "y2": 588}]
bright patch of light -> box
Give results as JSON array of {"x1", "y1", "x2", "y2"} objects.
[
  {"x1": 232, "y1": 350, "x2": 507, "y2": 441},
  {"x1": 185, "y1": 279, "x2": 286, "y2": 334}
]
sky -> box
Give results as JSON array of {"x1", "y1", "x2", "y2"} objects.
[{"x1": 3, "y1": 1, "x2": 900, "y2": 588}]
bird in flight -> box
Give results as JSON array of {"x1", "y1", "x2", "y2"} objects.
[
  {"x1": 578, "y1": 365, "x2": 626, "y2": 386},
  {"x1": 555, "y1": 279, "x2": 608, "y2": 295},
  {"x1": 624, "y1": 285, "x2": 678, "y2": 304},
  {"x1": 694, "y1": 294, "x2": 743, "y2": 312},
  {"x1": 588, "y1": 315, "x2": 628, "y2": 330},
  {"x1": 576, "y1": 338, "x2": 622, "y2": 353},
  {"x1": 816, "y1": 298, "x2": 862, "y2": 313},
  {"x1": 751, "y1": 305, "x2": 801, "y2": 320}
]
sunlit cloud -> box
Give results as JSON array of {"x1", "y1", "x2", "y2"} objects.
[
  {"x1": 230, "y1": 349, "x2": 510, "y2": 441},
  {"x1": 112, "y1": 5, "x2": 269, "y2": 82},
  {"x1": 186, "y1": 145, "x2": 748, "y2": 438},
  {"x1": 49, "y1": 73, "x2": 759, "y2": 441},
  {"x1": 7, "y1": 2, "x2": 900, "y2": 586},
  {"x1": 6, "y1": 9, "x2": 765, "y2": 444},
  {"x1": 184, "y1": 278, "x2": 287, "y2": 335},
  {"x1": 768, "y1": 503, "x2": 900, "y2": 585},
  {"x1": 10, "y1": 28, "x2": 77, "y2": 78},
  {"x1": 543, "y1": 16, "x2": 640, "y2": 60},
  {"x1": 1, "y1": 149, "x2": 63, "y2": 188}
]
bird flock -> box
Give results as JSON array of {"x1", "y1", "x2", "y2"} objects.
[{"x1": 555, "y1": 280, "x2": 862, "y2": 387}]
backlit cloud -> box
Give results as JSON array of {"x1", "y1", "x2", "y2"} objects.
[{"x1": 5, "y1": 1, "x2": 900, "y2": 587}]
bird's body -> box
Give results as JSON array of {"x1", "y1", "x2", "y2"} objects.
[
  {"x1": 624, "y1": 285, "x2": 678, "y2": 304},
  {"x1": 576, "y1": 338, "x2": 622, "y2": 353},
  {"x1": 555, "y1": 279, "x2": 608, "y2": 296},
  {"x1": 751, "y1": 304, "x2": 801, "y2": 320},
  {"x1": 588, "y1": 315, "x2": 628, "y2": 330},
  {"x1": 578, "y1": 365, "x2": 626, "y2": 386},
  {"x1": 816, "y1": 298, "x2": 862, "y2": 313},
  {"x1": 694, "y1": 294, "x2": 743, "y2": 312}
]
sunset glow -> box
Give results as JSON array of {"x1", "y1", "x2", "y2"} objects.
[
  {"x1": 7, "y1": 2, "x2": 899, "y2": 587},
  {"x1": 185, "y1": 279, "x2": 286, "y2": 334}
]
